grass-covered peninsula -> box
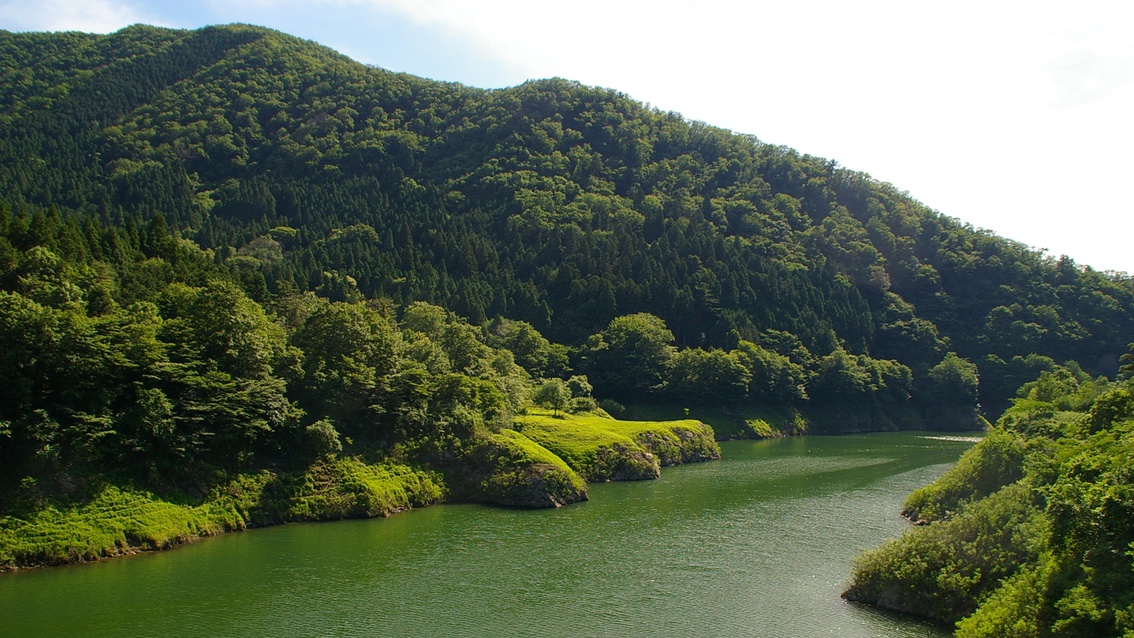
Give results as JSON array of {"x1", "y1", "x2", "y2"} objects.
[
  {"x1": 0, "y1": 410, "x2": 716, "y2": 571},
  {"x1": 515, "y1": 410, "x2": 720, "y2": 481}
]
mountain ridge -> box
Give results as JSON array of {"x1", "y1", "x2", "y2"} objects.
[{"x1": 1, "y1": 23, "x2": 1131, "y2": 416}]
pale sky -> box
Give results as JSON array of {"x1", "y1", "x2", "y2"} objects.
[{"x1": 2, "y1": 0, "x2": 1132, "y2": 273}]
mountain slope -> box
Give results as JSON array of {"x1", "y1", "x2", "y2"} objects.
[{"x1": 1, "y1": 23, "x2": 1131, "y2": 416}]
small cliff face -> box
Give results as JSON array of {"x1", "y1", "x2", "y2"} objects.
[
  {"x1": 481, "y1": 462, "x2": 589, "y2": 508},
  {"x1": 587, "y1": 444, "x2": 661, "y2": 481},
  {"x1": 634, "y1": 423, "x2": 722, "y2": 465},
  {"x1": 451, "y1": 430, "x2": 589, "y2": 508},
  {"x1": 841, "y1": 584, "x2": 931, "y2": 618}
]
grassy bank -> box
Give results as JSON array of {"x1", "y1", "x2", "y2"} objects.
[
  {"x1": 468, "y1": 429, "x2": 589, "y2": 507},
  {"x1": 0, "y1": 459, "x2": 444, "y2": 571},
  {"x1": 514, "y1": 409, "x2": 721, "y2": 481},
  {"x1": 1, "y1": 411, "x2": 717, "y2": 571}
]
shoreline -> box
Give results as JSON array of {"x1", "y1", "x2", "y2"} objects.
[
  {"x1": 2, "y1": 419, "x2": 981, "y2": 574},
  {"x1": 1, "y1": 416, "x2": 721, "y2": 573}
]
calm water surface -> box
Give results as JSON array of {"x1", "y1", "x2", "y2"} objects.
[{"x1": 0, "y1": 432, "x2": 979, "y2": 637}]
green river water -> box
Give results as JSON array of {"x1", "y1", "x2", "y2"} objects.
[{"x1": 0, "y1": 432, "x2": 979, "y2": 637}]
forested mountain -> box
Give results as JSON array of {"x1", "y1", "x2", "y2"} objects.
[
  {"x1": 2, "y1": 23, "x2": 1131, "y2": 419},
  {"x1": 2, "y1": 21, "x2": 1134, "y2": 526},
  {"x1": 7, "y1": 22, "x2": 1134, "y2": 627}
]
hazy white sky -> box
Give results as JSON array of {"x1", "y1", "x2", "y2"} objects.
[{"x1": 3, "y1": 0, "x2": 1132, "y2": 273}]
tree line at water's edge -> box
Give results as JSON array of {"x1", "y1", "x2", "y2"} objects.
[
  {"x1": 0, "y1": 206, "x2": 979, "y2": 513},
  {"x1": 844, "y1": 352, "x2": 1134, "y2": 636},
  {"x1": 0, "y1": 22, "x2": 1133, "y2": 596}
]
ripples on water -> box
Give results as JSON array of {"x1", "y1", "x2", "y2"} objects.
[
  {"x1": 0, "y1": 432, "x2": 974, "y2": 637},
  {"x1": 918, "y1": 435, "x2": 985, "y2": 443}
]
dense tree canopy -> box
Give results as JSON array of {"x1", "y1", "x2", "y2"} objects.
[
  {"x1": 846, "y1": 361, "x2": 1134, "y2": 637},
  {"x1": 579, "y1": 313, "x2": 676, "y2": 398},
  {"x1": 0, "y1": 24, "x2": 1130, "y2": 424},
  {"x1": 1, "y1": 26, "x2": 1133, "y2": 563}
]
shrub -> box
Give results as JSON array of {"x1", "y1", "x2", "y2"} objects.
[
  {"x1": 304, "y1": 419, "x2": 343, "y2": 458},
  {"x1": 598, "y1": 399, "x2": 625, "y2": 418},
  {"x1": 566, "y1": 396, "x2": 598, "y2": 414}
]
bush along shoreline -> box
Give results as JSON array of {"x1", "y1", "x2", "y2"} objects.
[{"x1": 842, "y1": 358, "x2": 1134, "y2": 637}]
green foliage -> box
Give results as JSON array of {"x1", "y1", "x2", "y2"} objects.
[
  {"x1": 515, "y1": 410, "x2": 719, "y2": 481},
  {"x1": 979, "y1": 354, "x2": 1062, "y2": 418},
  {"x1": 848, "y1": 375, "x2": 1134, "y2": 636},
  {"x1": 597, "y1": 398, "x2": 626, "y2": 418},
  {"x1": 281, "y1": 458, "x2": 445, "y2": 520},
  {"x1": 303, "y1": 419, "x2": 343, "y2": 459},
  {"x1": 924, "y1": 353, "x2": 980, "y2": 406},
  {"x1": 0, "y1": 458, "x2": 447, "y2": 568},
  {"x1": 516, "y1": 411, "x2": 660, "y2": 481},
  {"x1": 580, "y1": 313, "x2": 675, "y2": 398},
  {"x1": 1084, "y1": 385, "x2": 1134, "y2": 434},
  {"x1": 472, "y1": 429, "x2": 587, "y2": 508},
  {"x1": 487, "y1": 317, "x2": 568, "y2": 379},
  {"x1": 903, "y1": 428, "x2": 1026, "y2": 522},
  {"x1": 565, "y1": 374, "x2": 593, "y2": 398},
  {"x1": 619, "y1": 401, "x2": 807, "y2": 439},
  {"x1": 289, "y1": 298, "x2": 397, "y2": 433},
  {"x1": 1120, "y1": 343, "x2": 1134, "y2": 380},
  {"x1": 0, "y1": 207, "x2": 550, "y2": 571},
  {"x1": 733, "y1": 340, "x2": 807, "y2": 402},
  {"x1": 998, "y1": 361, "x2": 1113, "y2": 439},
  {"x1": 805, "y1": 347, "x2": 916, "y2": 414},
  {"x1": 566, "y1": 396, "x2": 599, "y2": 414},
  {"x1": 846, "y1": 481, "x2": 1045, "y2": 624},
  {"x1": 807, "y1": 347, "x2": 874, "y2": 401},
  {"x1": 1017, "y1": 364, "x2": 1110, "y2": 414},
  {"x1": 2, "y1": 23, "x2": 1132, "y2": 423},
  {"x1": 918, "y1": 353, "x2": 982, "y2": 429},
  {"x1": 953, "y1": 559, "x2": 1053, "y2": 638},
  {"x1": 666, "y1": 347, "x2": 750, "y2": 404},
  {"x1": 3, "y1": 23, "x2": 1134, "y2": 573},
  {"x1": 533, "y1": 378, "x2": 570, "y2": 416},
  {"x1": 0, "y1": 478, "x2": 269, "y2": 568}
]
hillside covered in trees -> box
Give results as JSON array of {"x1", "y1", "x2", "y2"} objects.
[
  {"x1": 2, "y1": 24, "x2": 1131, "y2": 412},
  {"x1": 1, "y1": 24, "x2": 1133, "y2": 572}
]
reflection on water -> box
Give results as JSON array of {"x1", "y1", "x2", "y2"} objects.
[
  {"x1": 918, "y1": 435, "x2": 984, "y2": 443},
  {"x1": 0, "y1": 431, "x2": 976, "y2": 637}
]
